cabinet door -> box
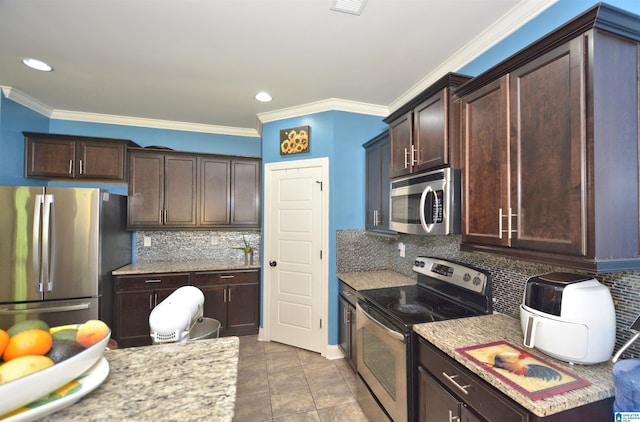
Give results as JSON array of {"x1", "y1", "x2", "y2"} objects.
[
  {"x1": 227, "y1": 282, "x2": 260, "y2": 335},
  {"x1": 413, "y1": 89, "x2": 447, "y2": 172},
  {"x1": 418, "y1": 366, "x2": 464, "y2": 422},
  {"x1": 25, "y1": 137, "x2": 76, "y2": 178},
  {"x1": 164, "y1": 155, "x2": 197, "y2": 227},
  {"x1": 389, "y1": 112, "x2": 413, "y2": 178},
  {"x1": 198, "y1": 284, "x2": 228, "y2": 335},
  {"x1": 461, "y1": 76, "x2": 510, "y2": 247},
  {"x1": 510, "y1": 39, "x2": 585, "y2": 255},
  {"x1": 77, "y1": 141, "x2": 126, "y2": 180},
  {"x1": 231, "y1": 159, "x2": 260, "y2": 227},
  {"x1": 338, "y1": 295, "x2": 350, "y2": 360},
  {"x1": 128, "y1": 151, "x2": 164, "y2": 227},
  {"x1": 199, "y1": 157, "x2": 231, "y2": 226},
  {"x1": 114, "y1": 289, "x2": 154, "y2": 347},
  {"x1": 365, "y1": 141, "x2": 382, "y2": 229}
]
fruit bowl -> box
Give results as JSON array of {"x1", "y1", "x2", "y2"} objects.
[{"x1": 0, "y1": 325, "x2": 110, "y2": 417}]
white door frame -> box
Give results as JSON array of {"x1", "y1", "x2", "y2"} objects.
[{"x1": 261, "y1": 157, "x2": 329, "y2": 356}]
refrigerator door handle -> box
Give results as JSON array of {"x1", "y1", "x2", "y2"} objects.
[
  {"x1": 0, "y1": 302, "x2": 92, "y2": 314},
  {"x1": 33, "y1": 194, "x2": 44, "y2": 293},
  {"x1": 42, "y1": 194, "x2": 54, "y2": 292}
]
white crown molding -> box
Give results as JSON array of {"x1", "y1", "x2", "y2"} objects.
[
  {"x1": 388, "y1": 0, "x2": 559, "y2": 114},
  {"x1": 257, "y1": 98, "x2": 388, "y2": 124},
  {"x1": 1, "y1": 86, "x2": 54, "y2": 117},
  {"x1": 50, "y1": 109, "x2": 261, "y2": 138}
]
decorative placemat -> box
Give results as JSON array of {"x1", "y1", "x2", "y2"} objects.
[{"x1": 456, "y1": 341, "x2": 591, "y2": 400}]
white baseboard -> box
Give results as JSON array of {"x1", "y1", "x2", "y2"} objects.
[{"x1": 323, "y1": 344, "x2": 345, "y2": 360}]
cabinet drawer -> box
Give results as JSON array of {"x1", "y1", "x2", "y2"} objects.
[
  {"x1": 418, "y1": 338, "x2": 528, "y2": 422},
  {"x1": 114, "y1": 273, "x2": 191, "y2": 291},
  {"x1": 193, "y1": 269, "x2": 260, "y2": 285},
  {"x1": 338, "y1": 280, "x2": 357, "y2": 306}
]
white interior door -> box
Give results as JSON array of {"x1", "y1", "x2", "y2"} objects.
[{"x1": 264, "y1": 158, "x2": 328, "y2": 354}]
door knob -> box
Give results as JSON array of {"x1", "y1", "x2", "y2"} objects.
[{"x1": 269, "y1": 261, "x2": 277, "y2": 267}]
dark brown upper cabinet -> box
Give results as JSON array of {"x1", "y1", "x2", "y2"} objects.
[
  {"x1": 458, "y1": 3, "x2": 640, "y2": 272},
  {"x1": 128, "y1": 147, "x2": 261, "y2": 230},
  {"x1": 384, "y1": 73, "x2": 471, "y2": 178},
  {"x1": 363, "y1": 130, "x2": 393, "y2": 233},
  {"x1": 128, "y1": 149, "x2": 198, "y2": 228},
  {"x1": 24, "y1": 132, "x2": 135, "y2": 182},
  {"x1": 199, "y1": 156, "x2": 261, "y2": 228}
]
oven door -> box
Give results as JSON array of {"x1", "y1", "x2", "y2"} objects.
[{"x1": 356, "y1": 302, "x2": 408, "y2": 422}]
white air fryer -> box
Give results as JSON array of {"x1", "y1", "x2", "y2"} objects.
[{"x1": 520, "y1": 272, "x2": 616, "y2": 365}]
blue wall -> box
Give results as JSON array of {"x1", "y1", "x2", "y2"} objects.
[{"x1": 262, "y1": 111, "x2": 386, "y2": 345}]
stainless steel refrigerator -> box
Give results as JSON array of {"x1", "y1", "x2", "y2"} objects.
[{"x1": 0, "y1": 186, "x2": 131, "y2": 330}]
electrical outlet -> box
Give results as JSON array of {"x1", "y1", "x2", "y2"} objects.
[
  {"x1": 211, "y1": 235, "x2": 219, "y2": 245},
  {"x1": 143, "y1": 236, "x2": 151, "y2": 247},
  {"x1": 398, "y1": 242, "x2": 405, "y2": 257}
]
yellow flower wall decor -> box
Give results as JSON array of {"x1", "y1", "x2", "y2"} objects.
[{"x1": 280, "y1": 126, "x2": 310, "y2": 155}]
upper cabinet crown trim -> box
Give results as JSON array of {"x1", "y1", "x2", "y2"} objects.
[{"x1": 456, "y1": 3, "x2": 640, "y2": 97}]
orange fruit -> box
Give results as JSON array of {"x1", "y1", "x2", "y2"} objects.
[
  {"x1": 0, "y1": 329, "x2": 8, "y2": 358},
  {"x1": 3, "y1": 329, "x2": 52, "y2": 361}
]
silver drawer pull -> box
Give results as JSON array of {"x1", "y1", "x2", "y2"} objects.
[
  {"x1": 442, "y1": 372, "x2": 470, "y2": 395},
  {"x1": 220, "y1": 275, "x2": 235, "y2": 279},
  {"x1": 144, "y1": 279, "x2": 162, "y2": 283}
]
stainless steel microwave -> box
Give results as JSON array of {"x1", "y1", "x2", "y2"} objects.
[{"x1": 389, "y1": 167, "x2": 461, "y2": 235}]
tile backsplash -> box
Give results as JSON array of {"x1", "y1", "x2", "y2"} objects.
[
  {"x1": 336, "y1": 229, "x2": 640, "y2": 360},
  {"x1": 135, "y1": 230, "x2": 261, "y2": 264}
]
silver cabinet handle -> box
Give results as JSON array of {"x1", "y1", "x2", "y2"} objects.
[
  {"x1": 410, "y1": 144, "x2": 417, "y2": 166},
  {"x1": 220, "y1": 275, "x2": 235, "y2": 279},
  {"x1": 404, "y1": 147, "x2": 410, "y2": 169},
  {"x1": 68, "y1": 159, "x2": 73, "y2": 174},
  {"x1": 442, "y1": 372, "x2": 470, "y2": 395},
  {"x1": 227, "y1": 288, "x2": 231, "y2": 302},
  {"x1": 144, "y1": 279, "x2": 162, "y2": 283}
]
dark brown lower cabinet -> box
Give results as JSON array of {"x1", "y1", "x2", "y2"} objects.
[
  {"x1": 113, "y1": 272, "x2": 190, "y2": 348},
  {"x1": 193, "y1": 269, "x2": 260, "y2": 337},
  {"x1": 113, "y1": 268, "x2": 260, "y2": 347},
  {"x1": 338, "y1": 281, "x2": 357, "y2": 371},
  {"x1": 417, "y1": 338, "x2": 613, "y2": 422}
]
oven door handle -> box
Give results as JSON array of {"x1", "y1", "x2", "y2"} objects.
[{"x1": 357, "y1": 304, "x2": 405, "y2": 341}]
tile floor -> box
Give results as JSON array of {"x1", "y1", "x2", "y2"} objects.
[{"x1": 233, "y1": 335, "x2": 369, "y2": 421}]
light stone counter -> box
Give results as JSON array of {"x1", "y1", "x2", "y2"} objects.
[
  {"x1": 43, "y1": 336, "x2": 239, "y2": 421},
  {"x1": 113, "y1": 260, "x2": 261, "y2": 275},
  {"x1": 414, "y1": 313, "x2": 614, "y2": 418},
  {"x1": 336, "y1": 270, "x2": 416, "y2": 291}
]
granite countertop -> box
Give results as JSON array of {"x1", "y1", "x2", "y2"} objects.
[
  {"x1": 113, "y1": 260, "x2": 261, "y2": 275},
  {"x1": 336, "y1": 270, "x2": 416, "y2": 291},
  {"x1": 43, "y1": 336, "x2": 239, "y2": 421},
  {"x1": 414, "y1": 313, "x2": 614, "y2": 418}
]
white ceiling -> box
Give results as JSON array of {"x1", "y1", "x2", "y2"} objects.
[{"x1": 0, "y1": 0, "x2": 557, "y2": 137}]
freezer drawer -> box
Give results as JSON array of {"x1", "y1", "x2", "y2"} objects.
[{"x1": 0, "y1": 298, "x2": 99, "y2": 329}]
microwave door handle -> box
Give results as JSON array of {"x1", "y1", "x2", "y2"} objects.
[{"x1": 419, "y1": 186, "x2": 435, "y2": 233}]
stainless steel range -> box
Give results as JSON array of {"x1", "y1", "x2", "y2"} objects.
[{"x1": 355, "y1": 257, "x2": 493, "y2": 422}]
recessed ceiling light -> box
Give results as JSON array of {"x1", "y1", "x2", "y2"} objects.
[
  {"x1": 255, "y1": 92, "x2": 272, "y2": 102},
  {"x1": 22, "y1": 58, "x2": 53, "y2": 72}
]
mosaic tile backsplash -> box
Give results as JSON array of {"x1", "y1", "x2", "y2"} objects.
[
  {"x1": 336, "y1": 229, "x2": 640, "y2": 360},
  {"x1": 135, "y1": 230, "x2": 260, "y2": 264}
]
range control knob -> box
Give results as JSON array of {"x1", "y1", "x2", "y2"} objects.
[
  {"x1": 473, "y1": 276, "x2": 482, "y2": 286},
  {"x1": 414, "y1": 260, "x2": 425, "y2": 267},
  {"x1": 463, "y1": 273, "x2": 471, "y2": 282}
]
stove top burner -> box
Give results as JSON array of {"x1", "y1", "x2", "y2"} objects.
[
  {"x1": 437, "y1": 303, "x2": 469, "y2": 317},
  {"x1": 389, "y1": 302, "x2": 433, "y2": 315}
]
